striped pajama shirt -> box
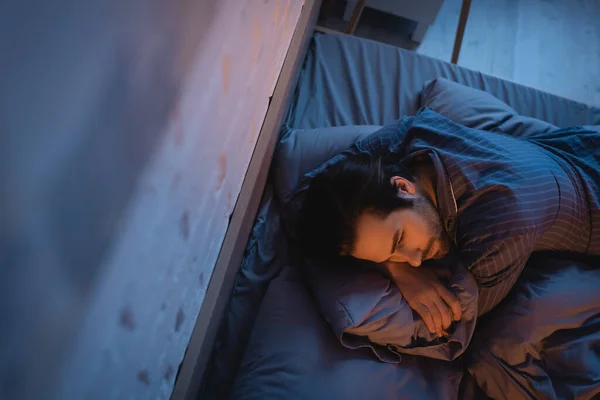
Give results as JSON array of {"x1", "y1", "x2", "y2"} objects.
[{"x1": 307, "y1": 108, "x2": 600, "y2": 316}]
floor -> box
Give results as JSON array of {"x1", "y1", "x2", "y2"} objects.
[{"x1": 319, "y1": 0, "x2": 600, "y2": 106}]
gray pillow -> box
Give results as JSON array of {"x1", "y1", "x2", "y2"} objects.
[
  {"x1": 273, "y1": 125, "x2": 381, "y2": 206},
  {"x1": 421, "y1": 77, "x2": 558, "y2": 137},
  {"x1": 232, "y1": 266, "x2": 465, "y2": 399},
  {"x1": 305, "y1": 258, "x2": 478, "y2": 361}
]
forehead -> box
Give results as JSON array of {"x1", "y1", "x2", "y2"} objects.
[{"x1": 351, "y1": 210, "x2": 400, "y2": 263}]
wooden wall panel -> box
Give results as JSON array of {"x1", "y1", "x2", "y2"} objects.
[
  {"x1": 173, "y1": 1, "x2": 320, "y2": 398},
  {"x1": 55, "y1": 2, "x2": 304, "y2": 399},
  {"x1": 0, "y1": 1, "x2": 302, "y2": 399}
]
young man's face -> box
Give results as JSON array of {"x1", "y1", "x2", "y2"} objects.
[{"x1": 349, "y1": 182, "x2": 451, "y2": 267}]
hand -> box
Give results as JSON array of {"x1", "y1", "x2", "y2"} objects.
[{"x1": 385, "y1": 262, "x2": 462, "y2": 337}]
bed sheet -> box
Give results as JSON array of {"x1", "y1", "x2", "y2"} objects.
[
  {"x1": 207, "y1": 33, "x2": 600, "y2": 399},
  {"x1": 286, "y1": 34, "x2": 600, "y2": 129},
  {"x1": 201, "y1": 184, "x2": 288, "y2": 399},
  {"x1": 231, "y1": 266, "x2": 464, "y2": 400}
]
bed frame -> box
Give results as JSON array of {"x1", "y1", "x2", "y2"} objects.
[{"x1": 171, "y1": 1, "x2": 322, "y2": 398}]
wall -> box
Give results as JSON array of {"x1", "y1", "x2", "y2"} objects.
[{"x1": 0, "y1": 0, "x2": 303, "y2": 399}]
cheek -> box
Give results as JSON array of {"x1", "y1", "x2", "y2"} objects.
[{"x1": 409, "y1": 213, "x2": 433, "y2": 243}]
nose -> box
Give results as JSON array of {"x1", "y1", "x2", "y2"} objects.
[{"x1": 399, "y1": 249, "x2": 422, "y2": 267}]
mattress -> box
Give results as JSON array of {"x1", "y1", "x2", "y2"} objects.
[
  {"x1": 287, "y1": 34, "x2": 600, "y2": 129},
  {"x1": 203, "y1": 33, "x2": 600, "y2": 399}
]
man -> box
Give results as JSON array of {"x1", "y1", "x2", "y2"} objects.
[{"x1": 298, "y1": 108, "x2": 600, "y2": 337}]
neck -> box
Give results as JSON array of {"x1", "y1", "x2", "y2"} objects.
[{"x1": 412, "y1": 161, "x2": 438, "y2": 208}]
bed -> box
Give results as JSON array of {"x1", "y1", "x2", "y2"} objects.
[{"x1": 198, "y1": 32, "x2": 600, "y2": 400}]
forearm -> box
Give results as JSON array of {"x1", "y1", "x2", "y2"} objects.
[{"x1": 383, "y1": 261, "x2": 452, "y2": 283}]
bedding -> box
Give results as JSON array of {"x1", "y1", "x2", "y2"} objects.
[
  {"x1": 231, "y1": 266, "x2": 464, "y2": 400},
  {"x1": 274, "y1": 77, "x2": 565, "y2": 209},
  {"x1": 202, "y1": 184, "x2": 288, "y2": 399},
  {"x1": 288, "y1": 112, "x2": 600, "y2": 397},
  {"x1": 274, "y1": 125, "x2": 381, "y2": 206},
  {"x1": 286, "y1": 105, "x2": 578, "y2": 364},
  {"x1": 218, "y1": 33, "x2": 600, "y2": 400},
  {"x1": 304, "y1": 257, "x2": 477, "y2": 362},
  {"x1": 421, "y1": 77, "x2": 558, "y2": 137},
  {"x1": 287, "y1": 34, "x2": 600, "y2": 130},
  {"x1": 467, "y1": 255, "x2": 600, "y2": 399}
]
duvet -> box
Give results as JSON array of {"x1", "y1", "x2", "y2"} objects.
[{"x1": 466, "y1": 255, "x2": 600, "y2": 399}]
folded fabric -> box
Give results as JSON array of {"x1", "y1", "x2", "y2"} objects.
[
  {"x1": 421, "y1": 77, "x2": 558, "y2": 137},
  {"x1": 304, "y1": 258, "x2": 478, "y2": 362},
  {"x1": 232, "y1": 266, "x2": 465, "y2": 400},
  {"x1": 583, "y1": 125, "x2": 600, "y2": 132},
  {"x1": 467, "y1": 256, "x2": 600, "y2": 399}
]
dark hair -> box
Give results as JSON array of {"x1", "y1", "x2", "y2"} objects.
[{"x1": 298, "y1": 152, "x2": 415, "y2": 261}]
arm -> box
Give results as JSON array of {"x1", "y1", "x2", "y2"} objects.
[
  {"x1": 342, "y1": 261, "x2": 479, "y2": 361},
  {"x1": 463, "y1": 232, "x2": 535, "y2": 316},
  {"x1": 384, "y1": 262, "x2": 462, "y2": 336}
]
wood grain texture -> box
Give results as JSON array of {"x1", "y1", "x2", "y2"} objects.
[
  {"x1": 49, "y1": 1, "x2": 303, "y2": 399},
  {"x1": 346, "y1": 0, "x2": 366, "y2": 34},
  {"x1": 450, "y1": 0, "x2": 471, "y2": 64},
  {"x1": 172, "y1": 3, "x2": 321, "y2": 399}
]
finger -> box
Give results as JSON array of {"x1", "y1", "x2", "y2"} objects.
[
  {"x1": 425, "y1": 300, "x2": 444, "y2": 336},
  {"x1": 432, "y1": 296, "x2": 452, "y2": 330},
  {"x1": 412, "y1": 303, "x2": 436, "y2": 334},
  {"x1": 436, "y1": 285, "x2": 462, "y2": 321}
]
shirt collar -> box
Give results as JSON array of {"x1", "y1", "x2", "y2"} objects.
[{"x1": 426, "y1": 151, "x2": 458, "y2": 241}]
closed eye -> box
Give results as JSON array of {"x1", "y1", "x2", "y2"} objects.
[
  {"x1": 397, "y1": 231, "x2": 404, "y2": 249},
  {"x1": 390, "y1": 230, "x2": 404, "y2": 256}
]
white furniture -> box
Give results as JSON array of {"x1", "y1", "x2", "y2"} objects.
[{"x1": 343, "y1": 0, "x2": 445, "y2": 42}]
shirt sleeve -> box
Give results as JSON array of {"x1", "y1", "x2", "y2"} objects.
[{"x1": 461, "y1": 232, "x2": 536, "y2": 316}]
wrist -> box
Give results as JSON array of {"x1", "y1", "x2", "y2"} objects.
[{"x1": 387, "y1": 263, "x2": 417, "y2": 283}]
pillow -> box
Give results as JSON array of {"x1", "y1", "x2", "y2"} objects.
[
  {"x1": 273, "y1": 125, "x2": 381, "y2": 206},
  {"x1": 305, "y1": 257, "x2": 478, "y2": 362},
  {"x1": 421, "y1": 77, "x2": 558, "y2": 137},
  {"x1": 232, "y1": 266, "x2": 464, "y2": 399}
]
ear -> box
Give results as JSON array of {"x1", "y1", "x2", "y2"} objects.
[{"x1": 390, "y1": 176, "x2": 416, "y2": 196}]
